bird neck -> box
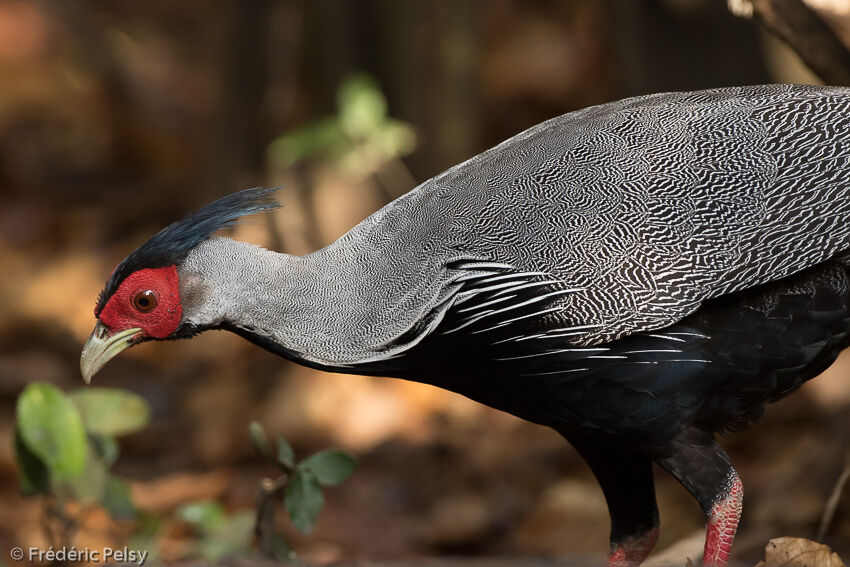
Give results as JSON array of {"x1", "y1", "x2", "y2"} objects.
[{"x1": 178, "y1": 237, "x2": 418, "y2": 369}]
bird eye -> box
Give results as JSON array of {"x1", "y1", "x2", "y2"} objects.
[{"x1": 132, "y1": 290, "x2": 158, "y2": 312}]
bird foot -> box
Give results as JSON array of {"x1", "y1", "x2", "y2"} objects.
[
  {"x1": 703, "y1": 473, "x2": 743, "y2": 567},
  {"x1": 608, "y1": 527, "x2": 660, "y2": 567}
]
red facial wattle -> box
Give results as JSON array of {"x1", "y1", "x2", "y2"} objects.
[{"x1": 97, "y1": 266, "x2": 183, "y2": 339}]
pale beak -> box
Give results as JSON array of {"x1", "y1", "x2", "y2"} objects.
[{"x1": 80, "y1": 321, "x2": 143, "y2": 384}]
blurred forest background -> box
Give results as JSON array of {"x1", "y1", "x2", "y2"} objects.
[{"x1": 1, "y1": 0, "x2": 850, "y2": 564}]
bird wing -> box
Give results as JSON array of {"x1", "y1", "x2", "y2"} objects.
[{"x1": 340, "y1": 84, "x2": 850, "y2": 357}]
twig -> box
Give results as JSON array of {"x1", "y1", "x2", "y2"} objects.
[
  {"x1": 40, "y1": 499, "x2": 57, "y2": 549},
  {"x1": 255, "y1": 474, "x2": 291, "y2": 557},
  {"x1": 41, "y1": 498, "x2": 79, "y2": 550},
  {"x1": 373, "y1": 157, "x2": 418, "y2": 201},
  {"x1": 816, "y1": 456, "x2": 850, "y2": 541},
  {"x1": 734, "y1": 0, "x2": 850, "y2": 85}
]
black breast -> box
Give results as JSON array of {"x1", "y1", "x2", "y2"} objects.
[{"x1": 366, "y1": 258, "x2": 850, "y2": 445}]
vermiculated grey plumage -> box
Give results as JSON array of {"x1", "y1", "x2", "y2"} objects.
[
  {"x1": 90, "y1": 83, "x2": 850, "y2": 567},
  {"x1": 181, "y1": 84, "x2": 850, "y2": 368}
]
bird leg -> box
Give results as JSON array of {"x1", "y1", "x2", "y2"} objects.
[
  {"x1": 608, "y1": 526, "x2": 660, "y2": 567},
  {"x1": 566, "y1": 434, "x2": 660, "y2": 567},
  {"x1": 657, "y1": 433, "x2": 742, "y2": 567},
  {"x1": 703, "y1": 472, "x2": 743, "y2": 567}
]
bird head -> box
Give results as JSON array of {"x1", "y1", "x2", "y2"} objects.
[{"x1": 80, "y1": 187, "x2": 279, "y2": 383}]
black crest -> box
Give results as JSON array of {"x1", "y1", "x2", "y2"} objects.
[{"x1": 95, "y1": 187, "x2": 280, "y2": 315}]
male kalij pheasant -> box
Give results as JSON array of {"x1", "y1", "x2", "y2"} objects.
[{"x1": 82, "y1": 84, "x2": 850, "y2": 566}]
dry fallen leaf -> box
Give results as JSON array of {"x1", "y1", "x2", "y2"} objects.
[{"x1": 757, "y1": 537, "x2": 846, "y2": 567}]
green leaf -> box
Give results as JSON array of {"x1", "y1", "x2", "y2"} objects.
[
  {"x1": 267, "y1": 119, "x2": 347, "y2": 167},
  {"x1": 265, "y1": 533, "x2": 297, "y2": 562},
  {"x1": 374, "y1": 120, "x2": 417, "y2": 159},
  {"x1": 285, "y1": 468, "x2": 324, "y2": 534},
  {"x1": 276, "y1": 435, "x2": 295, "y2": 470},
  {"x1": 337, "y1": 73, "x2": 387, "y2": 140},
  {"x1": 14, "y1": 427, "x2": 49, "y2": 495},
  {"x1": 69, "y1": 387, "x2": 150, "y2": 436},
  {"x1": 17, "y1": 383, "x2": 87, "y2": 479},
  {"x1": 60, "y1": 443, "x2": 108, "y2": 504},
  {"x1": 177, "y1": 501, "x2": 226, "y2": 535},
  {"x1": 188, "y1": 508, "x2": 254, "y2": 561},
  {"x1": 213, "y1": 510, "x2": 255, "y2": 545},
  {"x1": 101, "y1": 475, "x2": 136, "y2": 519},
  {"x1": 91, "y1": 434, "x2": 120, "y2": 468},
  {"x1": 249, "y1": 421, "x2": 272, "y2": 458},
  {"x1": 301, "y1": 449, "x2": 356, "y2": 486}
]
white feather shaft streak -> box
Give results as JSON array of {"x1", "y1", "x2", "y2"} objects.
[
  {"x1": 453, "y1": 270, "x2": 548, "y2": 283},
  {"x1": 469, "y1": 306, "x2": 564, "y2": 335},
  {"x1": 455, "y1": 279, "x2": 564, "y2": 301},
  {"x1": 497, "y1": 347, "x2": 608, "y2": 361},
  {"x1": 445, "y1": 288, "x2": 577, "y2": 334},
  {"x1": 455, "y1": 294, "x2": 518, "y2": 314}
]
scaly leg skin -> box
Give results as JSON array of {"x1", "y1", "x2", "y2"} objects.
[
  {"x1": 656, "y1": 433, "x2": 743, "y2": 567},
  {"x1": 703, "y1": 473, "x2": 744, "y2": 567},
  {"x1": 609, "y1": 526, "x2": 660, "y2": 567}
]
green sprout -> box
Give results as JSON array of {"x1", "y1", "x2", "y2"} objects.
[
  {"x1": 249, "y1": 420, "x2": 356, "y2": 561},
  {"x1": 268, "y1": 73, "x2": 417, "y2": 176},
  {"x1": 14, "y1": 382, "x2": 151, "y2": 544}
]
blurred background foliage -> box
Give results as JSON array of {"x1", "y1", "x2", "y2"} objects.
[{"x1": 1, "y1": 0, "x2": 849, "y2": 564}]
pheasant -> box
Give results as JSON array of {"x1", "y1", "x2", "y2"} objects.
[{"x1": 82, "y1": 84, "x2": 850, "y2": 566}]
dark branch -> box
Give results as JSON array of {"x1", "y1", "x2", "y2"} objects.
[{"x1": 744, "y1": 0, "x2": 850, "y2": 85}]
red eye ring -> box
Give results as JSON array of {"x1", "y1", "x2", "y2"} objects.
[{"x1": 132, "y1": 290, "x2": 158, "y2": 313}]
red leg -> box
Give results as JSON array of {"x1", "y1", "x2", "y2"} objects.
[
  {"x1": 656, "y1": 433, "x2": 744, "y2": 567},
  {"x1": 608, "y1": 526, "x2": 660, "y2": 567},
  {"x1": 703, "y1": 473, "x2": 743, "y2": 567}
]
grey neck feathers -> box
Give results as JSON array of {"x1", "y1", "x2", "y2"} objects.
[
  {"x1": 179, "y1": 86, "x2": 850, "y2": 367},
  {"x1": 178, "y1": 237, "x2": 451, "y2": 367}
]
